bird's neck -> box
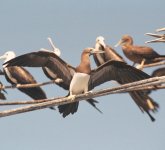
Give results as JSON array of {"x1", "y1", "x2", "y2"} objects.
[{"x1": 76, "y1": 52, "x2": 91, "y2": 74}]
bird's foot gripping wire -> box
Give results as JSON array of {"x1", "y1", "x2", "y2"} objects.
[{"x1": 67, "y1": 94, "x2": 76, "y2": 101}]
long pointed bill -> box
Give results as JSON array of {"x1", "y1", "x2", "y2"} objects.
[
  {"x1": 145, "y1": 38, "x2": 165, "y2": 43},
  {"x1": 91, "y1": 48, "x2": 105, "y2": 54},
  {"x1": 114, "y1": 39, "x2": 122, "y2": 47},
  {"x1": 100, "y1": 40, "x2": 106, "y2": 48},
  {"x1": 156, "y1": 27, "x2": 165, "y2": 32},
  {"x1": 145, "y1": 33, "x2": 162, "y2": 38}
]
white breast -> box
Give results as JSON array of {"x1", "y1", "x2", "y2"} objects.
[{"x1": 69, "y1": 72, "x2": 90, "y2": 95}]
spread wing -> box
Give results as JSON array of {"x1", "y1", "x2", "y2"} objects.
[
  {"x1": 88, "y1": 60, "x2": 150, "y2": 90},
  {"x1": 4, "y1": 51, "x2": 76, "y2": 90}
]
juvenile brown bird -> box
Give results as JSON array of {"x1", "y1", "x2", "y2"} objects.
[{"x1": 115, "y1": 35, "x2": 165, "y2": 69}]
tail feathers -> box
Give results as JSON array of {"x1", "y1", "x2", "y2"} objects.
[
  {"x1": 58, "y1": 102, "x2": 79, "y2": 118},
  {"x1": 18, "y1": 87, "x2": 47, "y2": 100},
  {"x1": 129, "y1": 91, "x2": 159, "y2": 121},
  {"x1": 87, "y1": 99, "x2": 103, "y2": 114}
]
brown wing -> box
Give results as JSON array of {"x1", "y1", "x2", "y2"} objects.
[
  {"x1": 4, "y1": 66, "x2": 47, "y2": 100},
  {"x1": 127, "y1": 45, "x2": 160, "y2": 59},
  {"x1": 88, "y1": 60, "x2": 159, "y2": 121},
  {"x1": 4, "y1": 51, "x2": 76, "y2": 90},
  {"x1": 88, "y1": 60, "x2": 150, "y2": 89}
]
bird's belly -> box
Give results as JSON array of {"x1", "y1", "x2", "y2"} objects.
[
  {"x1": 69, "y1": 73, "x2": 90, "y2": 95},
  {"x1": 123, "y1": 50, "x2": 143, "y2": 64}
]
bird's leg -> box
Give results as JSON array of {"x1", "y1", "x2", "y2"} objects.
[
  {"x1": 136, "y1": 59, "x2": 146, "y2": 70},
  {"x1": 67, "y1": 92, "x2": 76, "y2": 101}
]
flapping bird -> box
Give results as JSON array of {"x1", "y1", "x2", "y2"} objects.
[
  {"x1": 4, "y1": 47, "x2": 159, "y2": 121},
  {"x1": 93, "y1": 36, "x2": 159, "y2": 121}
]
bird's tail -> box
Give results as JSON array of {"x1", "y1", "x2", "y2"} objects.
[
  {"x1": 87, "y1": 99, "x2": 103, "y2": 114},
  {"x1": 129, "y1": 91, "x2": 159, "y2": 122}
]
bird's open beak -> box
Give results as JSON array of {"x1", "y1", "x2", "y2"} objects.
[
  {"x1": 156, "y1": 27, "x2": 165, "y2": 32},
  {"x1": 145, "y1": 33, "x2": 165, "y2": 43},
  {"x1": 114, "y1": 39, "x2": 123, "y2": 47}
]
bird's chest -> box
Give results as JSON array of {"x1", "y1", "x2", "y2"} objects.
[{"x1": 69, "y1": 73, "x2": 90, "y2": 94}]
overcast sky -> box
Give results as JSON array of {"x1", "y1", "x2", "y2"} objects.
[{"x1": 0, "y1": 0, "x2": 165, "y2": 150}]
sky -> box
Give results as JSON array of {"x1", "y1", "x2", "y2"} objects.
[{"x1": 0, "y1": 0, "x2": 165, "y2": 150}]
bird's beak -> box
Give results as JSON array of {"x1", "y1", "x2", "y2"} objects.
[
  {"x1": 99, "y1": 40, "x2": 106, "y2": 48},
  {"x1": 156, "y1": 27, "x2": 165, "y2": 32},
  {"x1": 145, "y1": 33, "x2": 162, "y2": 38},
  {"x1": 0, "y1": 54, "x2": 6, "y2": 60},
  {"x1": 114, "y1": 39, "x2": 123, "y2": 47},
  {"x1": 145, "y1": 33, "x2": 165, "y2": 43},
  {"x1": 145, "y1": 38, "x2": 165, "y2": 43},
  {"x1": 91, "y1": 48, "x2": 105, "y2": 54}
]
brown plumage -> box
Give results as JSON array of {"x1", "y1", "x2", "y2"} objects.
[
  {"x1": 115, "y1": 35, "x2": 165, "y2": 65},
  {"x1": 0, "y1": 81, "x2": 6, "y2": 100},
  {"x1": 4, "y1": 49, "x2": 102, "y2": 117},
  {"x1": 5, "y1": 48, "x2": 159, "y2": 121},
  {"x1": 93, "y1": 36, "x2": 159, "y2": 121},
  {"x1": 4, "y1": 66, "x2": 47, "y2": 100}
]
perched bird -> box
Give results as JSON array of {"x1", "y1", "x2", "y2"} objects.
[
  {"x1": 115, "y1": 35, "x2": 165, "y2": 69},
  {"x1": 94, "y1": 36, "x2": 126, "y2": 66},
  {"x1": 0, "y1": 51, "x2": 47, "y2": 100},
  {"x1": 0, "y1": 81, "x2": 6, "y2": 100},
  {"x1": 4, "y1": 48, "x2": 103, "y2": 117},
  {"x1": 93, "y1": 36, "x2": 159, "y2": 121},
  {"x1": 0, "y1": 69, "x2": 4, "y2": 75},
  {"x1": 151, "y1": 67, "x2": 165, "y2": 77},
  {"x1": 5, "y1": 48, "x2": 159, "y2": 121},
  {"x1": 146, "y1": 67, "x2": 165, "y2": 95}
]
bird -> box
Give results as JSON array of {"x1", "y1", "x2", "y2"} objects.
[
  {"x1": 4, "y1": 48, "x2": 103, "y2": 117},
  {"x1": 151, "y1": 67, "x2": 165, "y2": 77},
  {"x1": 0, "y1": 69, "x2": 4, "y2": 75},
  {"x1": 94, "y1": 36, "x2": 126, "y2": 66},
  {"x1": 115, "y1": 34, "x2": 165, "y2": 69},
  {"x1": 4, "y1": 48, "x2": 159, "y2": 121},
  {"x1": 0, "y1": 51, "x2": 47, "y2": 100},
  {"x1": 93, "y1": 36, "x2": 159, "y2": 121},
  {"x1": 0, "y1": 81, "x2": 6, "y2": 100},
  {"x1": 145, "y1": 67, "x2": 165, "y2": 95}
]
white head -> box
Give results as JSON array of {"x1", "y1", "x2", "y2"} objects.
[
  {"x1": 0, "y1": 51, "x2": 16, "y2": 64},
  {"x1": 40, "y1": 37, "x2": 61, "y2": 57},
  {"x1": 95, "y1": 36, "x2": 106, "y2": 49}
]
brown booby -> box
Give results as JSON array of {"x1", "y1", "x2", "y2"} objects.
[
  {"x1": 0, "y1": 51, "x2": 47, "y2": 100},
  {"x1": 4, "y1": 48, "x2": 159, "y2": 121},
  {"x1": 146, "y1": 67, "x2": 165, "y2": 95},
  {"x1": 0, "y1": 81, "x2": 6, "y2": 100},
  {"x1": 115, "y1": 35, "x2": 165, "y2": 69},
  {"x1": 93, "y1": 36, "x2": 159, "y2": 121}
]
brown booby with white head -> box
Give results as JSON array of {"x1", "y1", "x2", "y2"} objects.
[
  {"x1": 93, "y1": 36, "x2": 159, "y2": 121},
  {"x1": 115, "y1": 35, "x2": 165, "y2": 69},
  {"x1": 5, "y1": 48, "x2": 159, "y2": 120},
  {"x1": 0, "y1": 51, "x2": 47, "y2": 100}
]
